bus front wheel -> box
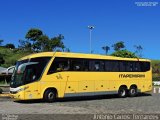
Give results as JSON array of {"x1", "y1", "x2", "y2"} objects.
[
  {"x1": 43, "y1": 89, "x2": 57, "y2": 102},
  {"x1": 118, "y1": 87, "x2": 127, "y2": 98}
]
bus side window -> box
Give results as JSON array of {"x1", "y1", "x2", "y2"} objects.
[
  {"x1": 83, "y1": 59, "x2": 89, "y2": 71},
  {"x1": 105, "y1": 60, "x2": 111, "y2": 71},
  {"x1": 129, "y1": 62, "x2": 134, "y2": 72},
  {"x1": 126, "y1": 62, "x2": 133, "y2": 72},
  {"x1": 140, "y1": 62, "x2": 150, "y2": 72},
  {"x1": 47, "y1": 58, "x2": 70, "y2": 74},
  {"x1": 134, "y1": 62, "x2": 141, "y2": 72},
  {"x1": 112, "y1": 61, "x2": 120, "y2": 72},
  {"x1": 119, "y1": 61, "x2": 126, "y2": 72},
  {"x1": 71, "y1": 59, "x2": 83, "y2": 71},
  {"x1": 94, "y1": 61, "x2": 100, "y2": 71},
  {"x1": 100, "y1": 61, "x2": 105, "y2": 71}
]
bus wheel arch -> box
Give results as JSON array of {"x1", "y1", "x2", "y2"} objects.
[
  {"x1": 43, "y1": 88, "x2": 58, "y2": 102},
  {"x1": 129, "y1": 84, "x2": 138, "y2": 97},
  {"x1": 118, "y1": 85, "x2": 128, "y2": 98}
]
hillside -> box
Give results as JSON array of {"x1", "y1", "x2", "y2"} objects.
[
  {"x1": 151, "y1": 60, "x2": 160, "y2": 81},
  {"x1": 0, "y1": 47, "x2": 31, "y2": 68}
]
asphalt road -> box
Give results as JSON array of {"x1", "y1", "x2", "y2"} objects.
[{"x1": 0, "y1": 92, "x2": 160, "y2": 120}]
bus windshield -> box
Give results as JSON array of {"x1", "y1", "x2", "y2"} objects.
[{"x1": 10, "y1": 57, "x2": 51, "y2": 88}]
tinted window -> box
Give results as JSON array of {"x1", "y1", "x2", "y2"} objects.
[
  {"x1": 30, "y1": 57, "x2": 51, "y2": 80},
  {"x1": 83, "y1": 59, "x2": 89, "y2": 71},
  {"x1": 48, "y1": 58, "x2": 70, "y2": 74},
  {"x1": 105, "y1": 60, "x2": 119, "y2": 72},
  {"x1": 94, "y1": 61, "x2": 100, "y2": 71},
  {"x1": 71, "y1": 59, "x2": 83, "y2": 71},
  {"x1": 47, "y1": 57, "x2": 150, "y2": 73},
  {"x1": 126, "y1": 62, "x2": 134, "y2": 72},
  {"x1": 11, "y1": 57, "x2": 51, "y2": 88},
  {"x1": 141, "y1": 62, "x2": 150, "y2": 72},
  {"x1": 134, "y1": 62, "x2": 141, "y2": 72}
]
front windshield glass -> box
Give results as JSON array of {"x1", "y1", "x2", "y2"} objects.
[{"x1": 10, "y1": 57, "x2": 51, "y2": 88}]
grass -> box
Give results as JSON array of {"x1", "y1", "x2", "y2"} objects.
[
  {"x1": 0, "y1": 80, "x2": 8, "y2": 85},
  {"x1": 0, "y1": 46, "x2": 31, "y2": 67},
  {"x1": 151, "y1": 59, "x2": 160, "y2": 81}
]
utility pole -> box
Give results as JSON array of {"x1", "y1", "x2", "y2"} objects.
[{"x1": 88, "y1": 26, "x2": 94, "y2": 53}]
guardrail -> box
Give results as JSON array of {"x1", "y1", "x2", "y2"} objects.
[{"x1": 0, "y1": 73, "x2": 11, "y2": 94}]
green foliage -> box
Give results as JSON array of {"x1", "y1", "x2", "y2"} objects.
[
  {"x1": 50, "y1": 34, "x2": 65, "y2": 51},
  {"x1": 25, "y1": 28, "x2": 43, "y2": 41},
  {"x1": 111, "y1": 50, "x2": 137, "y2": 58},
  {"x1": 36, "y1": 35, "x2": 50, "y2": 51},
  {"x1": 0, "y1": 53, "x2": 5, "y2": 65},
  {"x1": 0, "y1": 47, "x2": 30, "y2": 67},
  {"x1": 152, "y1": 60, "x2": 160, "y2": 81},
  {"x1": 18, "y1": 39, "x2": 32, "y2": 52},
  {"x1": 112, "y1": 41, "x2": 125, "y2": 51},
  {"x1": 5, "y1": 43, "x2": 15, "y2": 49},
  {"x1": 21, "y1": 28, "x2": 65, "y2": 52},
  {"x1": 0, "y1": 28, "x2": 67, "y2": 67}
]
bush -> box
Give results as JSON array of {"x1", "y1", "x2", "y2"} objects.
[{"x1": 111, "y1": 50, "x2": 137, "y2": 58}]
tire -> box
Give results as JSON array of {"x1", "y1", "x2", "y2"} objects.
[
  {"x1": 128, "y1": 86, "x2": 137, "y2": 97},
  {"x1": 118, "y1": 87, "x2": 127, "y2": 98},
  {"x1": 43, "y1": 89, "x2": 57, "y2": 102}
]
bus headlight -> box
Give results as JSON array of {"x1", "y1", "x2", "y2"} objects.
[
  {"x1": 18, "y1": 86, "x2": 29, "y2": 92},
  {"x1": 10, "y1": 86, "x2": 29, "y2": 94}
]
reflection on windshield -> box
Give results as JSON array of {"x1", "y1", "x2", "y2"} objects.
[{"x1": 10, "y1": 57, "x2": 51, "y2": 88}]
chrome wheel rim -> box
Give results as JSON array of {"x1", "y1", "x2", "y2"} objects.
[
  {"x1": 121, "y1": 89, "x2": 126, "y2": 96},
  {"x1": 130, "y1": 89, "x2": 136, "y2": 94},
  {"x1": 48, "y1": 92, "x2": 54, "y2": 100}
]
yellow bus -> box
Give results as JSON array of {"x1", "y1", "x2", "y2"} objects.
[{"x1": 10, "y1": 52, "x2": 152, "y2": 102}]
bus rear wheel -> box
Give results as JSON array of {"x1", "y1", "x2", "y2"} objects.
[
  {"x1": 43, "y1": 89, "x2": 57, "y2": 102},
  {"x1": 128, "y1": 86, "x2": 137, "y2": 97},
  {"x1": 118, "y1": 87, "x2": 127, "y2": 98}
]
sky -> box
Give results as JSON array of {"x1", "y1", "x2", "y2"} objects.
[{"x1": 0, "y1": 0, "x2": 160, "y2": 59}]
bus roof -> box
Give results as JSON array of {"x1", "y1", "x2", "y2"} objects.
[{"x1": 19, "y1": 52, "x2": 150, "y2": 62}]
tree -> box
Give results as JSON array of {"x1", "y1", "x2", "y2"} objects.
[
  {"x1": 25, "y1": 28, "x2": 43, "y2": 42},
  {"x1": 36, "y1": 35, "x2": 50, "y2": 51},
  {"x1": 5, "y1": 43, "x2": 15, "y2": 49},
  {"x1": 102, "y1": 45, "x2": 110, "y2": 55},
  {"x1": 112, "y1": 41, "x2": 125, "y2": 51},
  {"x1": 50, "y1": 34, "x2": 65, "y2": 51},
  {"x1": 0, "y1": 40, "x2": 3, "y2": 46},
  {"x1": 111, "y1": 50, "x2": 137, "y2": 58},
  {"x1": 134, "y1": 45, "x2": 143, "y2": 58},
  {"x1": 25, "y1": 28, "x2": 43, "y2": 51},
  {"x1": 21, "y1": 28, "x2": 66, "y2": 52},
  {"x1": 18, "y1": 39, "x2": 32, "y2": 51}
]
